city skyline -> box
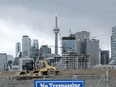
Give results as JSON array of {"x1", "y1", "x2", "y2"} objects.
[{"x1": 0, "y1": 0, "x2": 115, "y2": 57}]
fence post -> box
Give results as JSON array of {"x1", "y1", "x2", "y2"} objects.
[
  {"x1": 103, "y1": 77, "x2": 106, "y2": 87},
  {"x1": 75, "y1": 75, "x2": 77, "y2": 79},
  {"x1": 106, "y1": 70, "x2": 109, "y2": 87},
  {"x1": 72, "y1": 75, "x2": 75, "y2": 79},
  {"x1": 6, "y1": 76, "x2": 9, "y2": 87},
  {"x1": 10, "y1": 75, "x2": 12, "y2": 87},
  {"x1": 43, "y1": 76, "x2": 45, "y2": 80}
]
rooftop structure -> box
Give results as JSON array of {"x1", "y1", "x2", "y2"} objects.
[{"x1": 75, "y1": 31, "x2": 90, "y2": 40}]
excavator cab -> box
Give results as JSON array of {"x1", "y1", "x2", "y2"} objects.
[
  {"x1": 26, "y1": 62, "x2": 35, "y2": 73},
  {"x1": 37, "y1": 61, "x2": 59, "y2": 76}
]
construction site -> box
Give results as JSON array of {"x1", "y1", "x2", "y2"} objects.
[{"x1": 55, "y1": 52, "x2": 91, "y2": 70}]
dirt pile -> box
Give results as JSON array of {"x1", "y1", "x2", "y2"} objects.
[
  {"x1": 58, "y1": 68, "x2": 116, "y2": 78},
  {"x1": 0, "y1": 71, "x2": 18, "y2": 77},
  {"x1": 58, "y1": 68, "x2": 108, "y2": 75},
  {"x1": 0, "y1": 69, "x2": 116, "y2": 78},
  {"x1": 109, "y1": 70, "x2": 116, "y2": 78}
]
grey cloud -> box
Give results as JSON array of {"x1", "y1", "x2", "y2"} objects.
[{"x1": 0, "y1": 0, "x2": 115, "y2": 56}]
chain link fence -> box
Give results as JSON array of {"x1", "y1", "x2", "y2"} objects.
[
  {"x1": 109, "y1": 78, "x2": 116, "y2": 87},
  {"x1": 9, "y1": 75, "x2": 106, "y2": 87},
  {"x1": 0, "y1": 76, "x2": 9, "y2": 87},
  {"x1": 0, "y1": 70, "x2": 115, "y2": 87}
]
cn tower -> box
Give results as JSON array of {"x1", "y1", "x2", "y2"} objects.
[{"x1": 53, "y1": 2, "x2": 60, "y2": 55}]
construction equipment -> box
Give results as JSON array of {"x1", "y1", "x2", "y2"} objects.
[{"x1": 16, "y1": 61, "x2": 59, "y2": 77}]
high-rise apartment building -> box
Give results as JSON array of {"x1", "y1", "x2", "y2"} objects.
[
  {"x1": 75, "y1": 31, "x2": 99, "y2": 67},
  {"x1": 76, "y1": 38, "x2": 99, "y2": 67},
  {"x1": 62, "y1": 34, "x2": 76, "y2": 54},
  {"x1": 111, "y1": 25, "x2": 116, "y2": 59},
  {"x1": 108, "y1": 26, "x2": 116, "y2": 65},
  {"x1": 75, "y1": 31, "x2": 90, "y2": 54},
  {"x1": 30, "y1": 46, "x2": 38, "y2": 62},
  {"x1": 15, "y1": 42, "x2": 21, "y2": 57},
  {"x1": 22, "y1": 35, "x2": 31, "y2": 58},
  {"x1": 40, "y1": 45, "x2": 51, "y2": 57},
  {"x1": 86, "y1": 39, "x2": 99, "y2": 67},
  {"x1": 33, "y1": 39, "x2": 39, "y2": 49},
  {"x1": 101, "y1": 50, "x2": 109, "y2": 65},
  {"x1": 76, "y1": 39, "x2": 86, "y2": 54}
]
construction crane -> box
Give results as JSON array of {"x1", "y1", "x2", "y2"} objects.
[
  {"x1": 92, "y1": 33, "x2": 111, "y2": 39},
  {"x1": 48, "y1": 44, "x2": 72, "y2": 54},
  {"x1": 41, "y1": 40, "x2": 44, "y2": 47}
]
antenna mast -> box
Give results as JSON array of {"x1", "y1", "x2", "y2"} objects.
[{"x1": 69, "y1": 22, "x2": 71, "y2": 35}]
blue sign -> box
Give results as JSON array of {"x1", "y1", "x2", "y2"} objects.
[
  {"x1": 111, "y1": 65, "x2": 113, "y2": 70},
  {"x1": 34, "y1": 79, "x2": 85, "y2": 87}
]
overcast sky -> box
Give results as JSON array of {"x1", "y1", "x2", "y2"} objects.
[{"x1": 0, "y1": 0, "x2": 115, "y2": 57}]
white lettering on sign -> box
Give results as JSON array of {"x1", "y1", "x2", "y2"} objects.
[
  {"x1": 40, "y1": 83, "x2": 48, "y2": 87},
  {"x1": 49, "y1": 83, "x2": 53, "y2": 87},
  {"x1": 46, "y1": 83, "x2": 80, "y2": 87}
]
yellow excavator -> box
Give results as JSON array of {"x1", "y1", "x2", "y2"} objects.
[{"x1": 16, "y1": 61, "x2": 59, "y2": 77}]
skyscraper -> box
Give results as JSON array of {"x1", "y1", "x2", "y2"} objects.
[
  {"x1": 15, "y1": 42, "x2": 21, "y2": 57},
  {"x1": 109, "y1": 25, "x2": 116, "y2": 65},
  {"x1": 75, "y1": 31, "x2": 99, "y2": 67},
  {"x1": 53, "y1": 3, "x2": 60, "y2": 55},
  {"x1": 111, "y1": 25, "x2": 116, "y2": 59},
  {"x1": 33, "y1": 39, "x2": 39, "y2": 49},
  {"x1": 86, "y1": 39, "x2": 99, "y2": 67},
  {"x1": 75, "y1": 31, "x2": 90, "y2": 54},
  {"x1": 62, "y1": 34, "x2": 76, "y2": 54},
  {"x1": 22, "y1": 35, "x2": 31, "y2": 58}
]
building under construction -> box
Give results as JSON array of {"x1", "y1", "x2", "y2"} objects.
[{"x1": 56, "y1": 51, "x2": 91, "y2": 70}]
